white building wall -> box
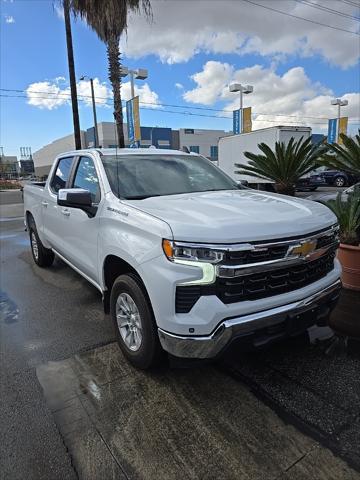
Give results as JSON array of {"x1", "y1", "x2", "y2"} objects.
[
  {"x1": 178, "y1": 128, "x2": 231, "y2": 158},
  {"x1": 33, "y1": 132, "x2": 86, "y2": 177}
]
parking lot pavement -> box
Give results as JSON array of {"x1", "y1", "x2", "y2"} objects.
[
  {"x1": 1, "y1": 218, "x2": 114, "y2": 479},
  {"x1": 36, "y1": 342, "x2": 358, "y2": 480},
  {"x1": 1, "y1": 212, "x2": 359, "y2": 479},
  {"x1": 0, "y1": 190, "x2": 24, "y2": 219},
  {"x1": 296, "y1": 185, "x2": 345, "y2": 201}
]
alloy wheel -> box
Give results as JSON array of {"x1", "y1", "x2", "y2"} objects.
[
  {"x1": 115, "y1": 293, "x2": 143, "y2": 351},
  {"x1": 31, "y1": 231, "x2": 39, "y2": 260}
]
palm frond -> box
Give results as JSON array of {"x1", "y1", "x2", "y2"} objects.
[
  {"x1": 319, "y1": 131, "x2": 360, "y2": 175},
  {"x1": 324, "y1": 191, "x2": 360, "y2": 245}
]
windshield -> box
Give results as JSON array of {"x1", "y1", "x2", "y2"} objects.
[{"x1": 101, "y1": 154, "x2": 239, "y2": 199}]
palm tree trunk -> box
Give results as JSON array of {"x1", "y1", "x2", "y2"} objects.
[
  {"x1": 63, "y1": 0, "x2": 81, "y2": 150},
  {"x1": 107, "y1": 36, "x2": 125, "y2": 148}
]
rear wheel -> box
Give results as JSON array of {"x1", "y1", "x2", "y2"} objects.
[
  {"x1": 334, "y1": 176, "x2": 346, "y2": 187},
  {"x1": 29, "y1": 221, "x2": 54, "y2": 268},
  {"x1": 110, "y1": 274, "x2": 163, "y2": 369}
]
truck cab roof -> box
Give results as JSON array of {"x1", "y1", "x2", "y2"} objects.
[{"x1": 57, "y1": 148, "x2": 197, "y2": 157}]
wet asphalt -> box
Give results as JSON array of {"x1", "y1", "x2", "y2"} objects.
[{"x1": 0, "y1": 191, "x2": 359, "y2": 479}]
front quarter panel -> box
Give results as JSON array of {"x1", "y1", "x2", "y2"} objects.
[{"x1": 98, "y1": 194, "x2": 172, "y2": 289}]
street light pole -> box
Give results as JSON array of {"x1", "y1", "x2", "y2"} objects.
[
  {"x1": 130, "y1": 71, "x2": 135, "y2": 99},
  {"x1": 331, "y1": 98, "x2": 348, "y2": 141},
  {"x1": 90, "y1": 79, "x2": 99, "y2": 148},
  {"x1": 80, "y1": 76, "x2": 99, "y2": 148},
  {"x1": 229, "y1": 83, "x2": 254, "y2": 133}
]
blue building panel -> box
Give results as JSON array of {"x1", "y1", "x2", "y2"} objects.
[{"x1": 140, "y1": 127, "x2": 173, "y2": 149}]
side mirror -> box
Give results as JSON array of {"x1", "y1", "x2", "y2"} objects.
[{"x1": 57, "y1": 188, "x2": 93, "y2": 208}]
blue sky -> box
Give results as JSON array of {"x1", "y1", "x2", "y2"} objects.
[{"x1": 1, "y1": 0, "x2": 359, "y2": 156}]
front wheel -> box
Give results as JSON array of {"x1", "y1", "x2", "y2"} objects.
[
  {"x1": 29, "y1": 224, "x2": 54, "y2": 267},
  {"x1": 110, "y1": 274, "x2": 164, "y2": 369}
]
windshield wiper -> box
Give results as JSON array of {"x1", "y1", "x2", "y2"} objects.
[{"x1": 124, "y1": 194, "x2": 161, "y2": 200}]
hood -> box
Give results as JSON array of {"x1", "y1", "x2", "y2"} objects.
[{"x1": 125, "y1": 190, "x2": 336, "y2": 243}]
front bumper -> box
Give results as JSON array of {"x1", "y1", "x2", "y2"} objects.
[{"x1": 158, "y1": 279, "x2": 341, "y2": 359}]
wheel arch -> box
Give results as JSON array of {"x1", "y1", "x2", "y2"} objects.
[
  {"x1": 102, "y1": 254, "x2": 151, "y2": 314},
  {"x1": 25, "y1": 210, "x2": 34, "y2": 229}
]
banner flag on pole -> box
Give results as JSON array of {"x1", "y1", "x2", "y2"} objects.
[
  {"x1": 126, "y1": 96, "x2": 141, "y2": 146},
  {"x1": 233, "y1": 109, "x2": 241, "y2": 134},
  {"x1": 126, "y1": 99, "x2": 134, "y2": 144},
  {"x1": 133, "y1": 96, "x2": 141, "y2": 142},
  {"x1": 242, "y1": 107, "x2": 252, "y2": 133},
  {"x1": 327, "y1": 118, "x2": 337, "y2": 144},
  {"x1": 338, "y1": 117, "x2": 348, "y2": 144}
]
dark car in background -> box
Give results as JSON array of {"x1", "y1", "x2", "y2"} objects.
[
  {"x1": 296, "y1": 173, "x2": 326, "y2": 191},
  {"x1": 319, "y1": 169, "x2": 360, "y2": 188}
]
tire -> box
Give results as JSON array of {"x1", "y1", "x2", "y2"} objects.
[
  {"x1": 309, "y1": 187, "x2": 318, "y2": 192},
  {"x1": 110, "y1": 274, "x2": 164, "y2": 369},
  {"x1": 334, "y1": 176, "x2": 346, "y2": 188},
  {"x1": 29, "y1": 221, "x2": 54, "y2": 268}
]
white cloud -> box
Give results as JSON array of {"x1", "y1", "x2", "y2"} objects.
[
  {"x1": 183, "y1": 61, "x2": 360, "y2": 133},
  {"x1": 77, "y1": 78, "x2": 112, "y2": 107},
  {"x1": 123, "y1": 0, "x2": 360, "y2": 68},
  {"x1": 5, "y1": 15, "x2": 15, "y2": 24},
  {"x1": 54, "y1": 5, "x2": 64, "y2": 20},
  {"x1": 120, "y1": 81, "x2": 161, "y2": 108},
  {"x1": 184, "y1": 61, "x2": 233, "y2": 105},
  {"x1": 175, "y1": 83, "x2": 184, "y2": 90},
  {"x1": 26, "y1": 77, "x2": 161, "y2": 111},
  {"x1": 26, "y1": 81, "x2": 68, "y2": 110}
]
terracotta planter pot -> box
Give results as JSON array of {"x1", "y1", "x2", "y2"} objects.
[{"x1": 337, "y1": 243, "x2": 360, "y2": 291}]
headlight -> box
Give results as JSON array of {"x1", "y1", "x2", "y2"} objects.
[{"x1": 162, "y1": 239, "x2": 224, "y2": 264}]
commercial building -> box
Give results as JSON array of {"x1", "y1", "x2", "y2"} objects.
[
  {"x1": 0, "y1": 154, "x2": 19, "y2": 179},
  {"x1": 33, "y1": 123, "x2": 230, "y2": 177},
  {"x1": 33, "y1": 132, "x2": 87, "y2": 178},
  {"x1": 178, "y1": 128, "x2": 231, "y2": 160}
]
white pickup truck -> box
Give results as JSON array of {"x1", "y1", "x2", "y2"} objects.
[{"x1": 24, "y1": 148, "x2": 341, "y2": 368}]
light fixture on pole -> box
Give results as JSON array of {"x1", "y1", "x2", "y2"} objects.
[
  {"x1": 80, "y1": 76, "x2": 99, "y2": 148},
  {"x1": 229, "y1": 83, "x2": 253, "y2": 112},
  {"x1": 331, "y1": 98, "x2": 348, "y2": 121},
  {"x1": 120, "y1": 67, "x2": 148, "y2": 99}
]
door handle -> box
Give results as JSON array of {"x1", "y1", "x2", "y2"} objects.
[
  {"x1": 41, "y1": 201, "x2": 48, "y2": 207},
  {"x1": 61, "y1": 208, "x2": 70, "y2": 216}
]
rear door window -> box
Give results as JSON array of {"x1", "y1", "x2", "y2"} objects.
[{"x1": 50, "y1": 157, "x2": 73, "y2": 194}]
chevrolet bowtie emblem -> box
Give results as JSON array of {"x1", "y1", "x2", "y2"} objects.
[{"x1": 290, "y1": 240, "x2": 317, "y2": 258}]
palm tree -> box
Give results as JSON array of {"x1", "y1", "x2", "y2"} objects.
[
  {"x1": 69, "y1": 0, "x2": 152, "y2": 148},
  {"x1": 63, "y1": 0, "x2": 82, "y2": 150},
  {"x1": 235, "y1": 136, "x2": 327, "y2": 196},
  {"x1": 320, "y1": 131, "x2": 360, "y2": 175}
]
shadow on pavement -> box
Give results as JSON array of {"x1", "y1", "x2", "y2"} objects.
[{"x1": 221, "y1": 289, "x2": 360, "y2": 473}]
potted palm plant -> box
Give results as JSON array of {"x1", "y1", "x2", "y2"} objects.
[
  {"x1": 325, "y1": 192, "x2": 360, "y2": 290},
  {"x1": 234, "y1": 136, "x2": 327, "y2": 196},
  {"x1": 321, "y1": 132, "x2": 360, "y2": 290}
]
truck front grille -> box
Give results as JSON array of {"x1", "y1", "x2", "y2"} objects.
[
  {"x1": 224, "y1": 245, "x2": 288, "y2": 265},
  {"x1": 217, "y1": 247, "x2": 336, "y2": 304},
  {"x1": 175, "y1": 247, "x2": 336, "y2": 313}
]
